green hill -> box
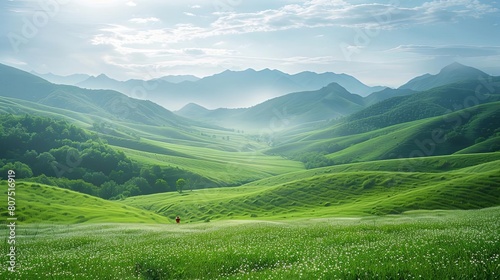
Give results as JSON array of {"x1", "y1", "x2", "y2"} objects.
[
  {"x1": 1, "y1": 62, "x2": 499, "y2": 227},
  {"x1": 364, "y1": 88, "x2": 415, "y2": 106},
  {"x1": 0, "y1": 63, "x2": 199, "y2": 128},
  {"x1": 267, "y1": 101, "x2": 500, "y2": 166},
  {"x1": 122, "y1": 153, "x2": 500, "y2": 223},
  {"x1": 305, "y1": 78, "x2": 500, "y2": 139},
  {"x1": 0, "y1": 181, "x2": 168, "y2": 224},
  {"x1": 114, "y1": 137, "x2": 304, "y2": 186},
  {"x1": 399, "y1": 62, "x2": 491, "y2": 91}
]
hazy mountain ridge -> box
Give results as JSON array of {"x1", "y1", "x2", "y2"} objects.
[
  {"x1": 0, "y1": 63, "x2": 195, "y2": 128},
  {"x1": 76, "y1": 68, "x2": 384, "y2": 110},
  {"x1": 31, "y1": 71, "x2": 91, "y2": 85},
  {"x1": 177, "y1": 84, "x2": 416, "y2": 130},
  {"x1": 176, "y1": 82, "x2": 368, "y2": 130},
  {"x1": 399, "y1": 62, "x2": 490, "y2": 91}
]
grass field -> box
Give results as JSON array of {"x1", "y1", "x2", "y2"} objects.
[
  {"x1": 1, "y1": 94, "x2": 499, "y2": 279},
  {"x1": 122, "y1": 153, "x2": 500, "y2": 223},
  {"x1": 1, "y1": 207, "x2": 498, "y2": 279}
]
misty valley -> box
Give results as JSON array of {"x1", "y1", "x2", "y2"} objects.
[{"x1": 1, "y1": 61, "x2": 499, "y2": 279}]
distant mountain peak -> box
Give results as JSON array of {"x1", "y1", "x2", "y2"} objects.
[
  {"x1": 443, "y1": 61, "x2": 466, "y2": 69},
  {"x1": 96, "y1": 73, "x2": 110, "y2": 79},
  {"x1": 175, "y1": 102, "x2": 211, "y2": 118},
  {"x1": 180, "y1": 102, "x2": 208, "y2": 111},
  {"x1": 399, "y1": 63, "x2": 489, "y2": 91},
  {"x1": 440, "y1": 62, "x2": 479, "y2": 74},
  {"x1": 324, "y1": 82, "x2": 348, "y2": 91}
]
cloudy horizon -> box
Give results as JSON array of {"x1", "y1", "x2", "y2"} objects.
[{"x1": 1, "y1": 0, "x2": 500, "y2": 88}]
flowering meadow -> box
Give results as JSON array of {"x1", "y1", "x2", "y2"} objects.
[{"x1": 1, "y1": 207, "x2": 499, "y2": 279}]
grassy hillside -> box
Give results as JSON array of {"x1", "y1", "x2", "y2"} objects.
[
  {"x1": 305, "y1": 78, "x2": 500, "y2": 139},
  {"x1": 0, "y1": 63, "x2": 200, "y2": 128},
  {"x1": 0, "y1": 95, "x2": 305, "y2": 188},
  {"x1": 0, "y1": 181, "x2": 169, "y2": 224},
  {"x1": 115, "y1": 137, "x2": 304, "y2": 186},
  {"x1": 268, "y1": 101, "x2": 500, "y2": 166},
  {"x1": 122, "y1": 153, "x2": 500, "y2": 223}
]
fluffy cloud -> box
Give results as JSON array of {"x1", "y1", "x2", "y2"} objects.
[
  {"x1": 392, "y1": 45, "x2": 500, "y2": 57},
  {"x1": 94, "y1": 0, "x2": 498, "y2": 50},
  {"x1": 208, "y1": 0, "x2": 498, "y2": 32}
]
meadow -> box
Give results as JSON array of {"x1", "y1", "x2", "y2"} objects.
[
  {"x1": 122, "y1": 152, "x2": 500, "y2": 222},
  {"x1": 1, "y1": 69, "x2": 500, "y2": 279},
  {"x1": 1, "y1": 207, "x2": 498, "y2": 279}
]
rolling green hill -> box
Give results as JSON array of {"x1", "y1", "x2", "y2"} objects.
[
  {"x1": 122, "y1": 152, "x2": 500, "y2": 223},
  {"x1": 364, "y1": 88, "x2": 415, "y2": 106},
  {"x1": 1, "y1": 62, "x2": 499, "y2": 228},
  {"x1": 303, "y1": 78, "x2": 500, "y2": 139},
  {"x1": 0, "y1": 181, "x2": 168, "y2": 223},
  {"x1": 114, "y1": 137, "x2": 304, "y2": 186},
  {"x1": 268, "y1": 99, "x2": 500, "y2": 167}
]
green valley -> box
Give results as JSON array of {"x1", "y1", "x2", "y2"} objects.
[{"x1": 1, "y1": 62, "x2": 499, "y2": 279}]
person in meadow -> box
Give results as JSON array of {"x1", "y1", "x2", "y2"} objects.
[{"x1": 175, "y1": 216, "x2": 181, "y2": 224}]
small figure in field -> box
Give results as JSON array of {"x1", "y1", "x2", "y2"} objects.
[{"x1": 175, "y1": 216, "x2": 181, "y2": 224}]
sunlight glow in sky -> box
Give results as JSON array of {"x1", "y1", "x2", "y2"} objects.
[{"x1": 1, "y1": 0, "x2": 499, "y2": 87}]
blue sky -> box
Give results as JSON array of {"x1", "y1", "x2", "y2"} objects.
[{"x1": 1, "y1": 0, "x2": 499, "y2": 87}]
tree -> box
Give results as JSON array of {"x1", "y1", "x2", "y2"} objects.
[
  {"x1": 100, "y1": 180, "x2": 119, "y2": 199},
  {"x1": 153, "y1": 179, "x2": 169, "y2": 193},
  {"x1": 176, "y1": 178, "x2": 186, "y2": 194},
  {"x1": 0, "y1": 161, "x2": 33, "y2": 179},
  {"x1": 35, "y1": 152, "x2": 56, "y2": 175},
  {"x1": 83, "y1": 171, "x2": 108, "y2": 186},
  {"x1": 125, "y1": 177, "x2": 151, "y2": 195}
]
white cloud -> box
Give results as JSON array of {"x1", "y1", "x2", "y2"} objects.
[
  {"x1": 89, "y1": 0, "x2": 499, "y2": 77},
  {"x1": 184, "y1": 12, "x2": 196, "y2": 17},
  {"x1": 1, "y1": 58, "x2": 27, "y2": 66},
  {"x1": 207, "y1": 0, "x2": 498, "y2": 33},
  {"x1": 392, "y1": 45, "x2": 500, "y2": 57},
  {"x1": 93, "y1": 1, "x2": 498, "y2": 51},
  {"x1": 126, "y1": 1, "x2": 136, "y2": 7},
  {"x1": 129, "y1": 17, "x2": 160, "y2": 24}
]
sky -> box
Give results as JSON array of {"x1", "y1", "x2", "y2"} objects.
[{"x1": 1, "y1": 0, "x2": 499, "y2": 87}]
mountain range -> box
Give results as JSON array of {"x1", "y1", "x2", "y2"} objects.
[
  {"x1": 174, "y1": 62, "x2": 496, "y2": 131},
  {"x1": 3, "y1": 62, "x2": 497, "y2": 135},
  {"x1": 74, "y1": 68, "x2": 385, "y2": 110},
  {"x1": 1, "y1": 61, "x2": 499, "y2": 212},
  {"x1": 0, "y1": 64, "x2": 199, "y2": 130}
]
